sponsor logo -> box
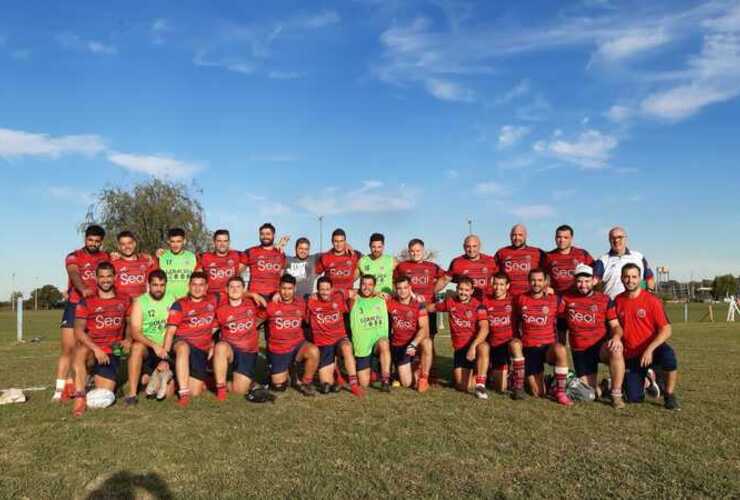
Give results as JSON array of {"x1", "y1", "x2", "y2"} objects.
[
  {"x1": 257, "y1": 260, "x2": 283, "y2": 273},
  {"x1": 275, "y1": 318, "x2": 301, "y2": 330},
  {"x1": 522, "y1": 313, "x2": 548, "y2": 326},
  {"x1": 504, "y1": 260, "x2": 531, "y2": 273},
  {"x1": 316, "y1": 311, "x2": 341, "y2": 324},
  {"x1": 227, "y1": 319, "x2": 254, "y2": 332},
  {"x1": 393, "y1": 317, "x2": 415, "y2": 330},
  {"x1": 119, "y1": 272, "x2": 146, "y2": 286},
  {"x1": 208, "y1": 267, "x2": 234, "y2": 281},
  {"x1": 95, "y1": 315, "x2": 123, "y2": 329},
  {"x1": 188, "y1": 315, "x2": 214, "y2": 328},
  {"x1": 568, "y1": 309, "x2": 596, "y2": 324},
  {"x1": 450, "y1": 316, "x2": 472, "y2": 329},
  {"x1": 489, "y1": 315, "x2": 511, "y2": 327}
]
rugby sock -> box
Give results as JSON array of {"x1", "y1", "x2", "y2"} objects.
[
  {"x1": 302, "y1": 375, "x2": 313, "y2": 386},
  {"x1": 512, "y1": 358, "x2": 525, "y2": 390},
  {"x1": 177, "y1": 388, "x2": 190, "y2": 407},
  {"x1": 348, "y1": 375, "x2": 359, "y2": 386},
  {"x1": 215, "y1": 384, "x2": 227, "y2": 401},
  {"x1": 554, "y1": 367, "x2": 568, "y2": 395},
  {"x1": 381, "y1": 372, "x2": 390, "y2": 384},
  {"x1": 55, "y1": 379, "x2": 65, "y2": 391},
  {"x1": 475, "y1": 375, "x2": 486, "y2": 387}
]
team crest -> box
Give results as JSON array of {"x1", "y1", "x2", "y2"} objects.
[
  {"x1": 521, "y1": 306, "x2": 528, "y2": 312},
  {"x1": 117, "y1": 304, "x2": 124, "y2": 311},
  {"x1": 332, "y1": 303, "x2": 338, "y2": 310},
  {"x1": 637, "y1": 308, "x2": 647, "y2": 318},
  {"x1": 227, "y1": 315, "x2": 234, "y2": 322},
  {"x1": 187, "y1": 310, "x2": 196, "y2": 316},
  {"x1": 505, "y1": 305, "x2": 512, "y2": 313},
  {"x1": 206, "y1": 304, "x2": 214, "y2": 311},
  {"x1": 482, "y1": 267, "x2": 488, "y2": 273},
  {"x1": 542, "y1": 306, "x2": 549, "y2": 314},
  {"x1": 465, "y1": 310, "x2": 472, "y2": 318},
  {"x1": 591, "y1": 304, "x2": 599, "y2": 312},
  {"x1": 95, "y1": 307, "x2": 104, "y2": 313},
  {"x1": 227, "y1": 259, "x2": 234, "y2": 266},
  {"x1": 406, "y1": 310, "x2": 413, "y2": 319}
]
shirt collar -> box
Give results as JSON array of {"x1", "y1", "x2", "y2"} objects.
[{"x1": 609, "y1": 247, "x2": 632, "y2": 257}]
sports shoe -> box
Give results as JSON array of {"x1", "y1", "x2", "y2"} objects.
[
  {"x1": 646, "y1": 369, "x2": 661, "y2": 399},
  {"x1": 511, "y1": 388, "x2": 526, "y2": 400},
  {"x1": 554, "y1": 391, "x2": 574, "y2": 406},
  {"x1": 61, "y1": 381, "x2": 75, "y2": 402},
  {"x1": 392, "y1": 380, "x2": 401, "y2": 388},
  {"x1": 51, "y1": 391, "x2": 63, "y2": 403},
  {"x1": 72, "y1": 395, "x2": 86, "y2": 417},
  {"x1": 381, "y1": 381, "x2": 391, "y2": 393},
  {"x1": 611, "y1": 394, "x2": 626, "y2": 410},
  {"x1": 330, "y1": 383, "x2": 340, "y2": 393},
  {"x1": 270, "y1": 383, "x2": 288, "y2": 392},
  {"x1": 123, "y1": 396, "x2": 138, "y2": 407},
  {"x1": 319, "y1": 383, "x2": 332, "y2": 395},
  {"x1": 664, "y1": 393, "x2": 680, "y2": 411},
  {"x1": 177, "y1": 394, "x2": 190, "y2": 408},
  {"x1": 144, "y1": 372, "x2": 161, "y2": 399},
  {"x1": 156, "y1": 370, "x2": 172, "y2": 401},
  {"x1": 417, "y1": 377, "x2": 429, "y2": 393},
  {"x1": 334, "y1": 369, "x2": 347, "y2": 387},
  {"x1": 350, "y1": 384, "x2": 365, "y2": 398},
  {"x1": 599, "y1": 378, "x2": 612, "y2": 401},
  {"x1": 297, "y1": 383, "x2": 315, "y2": 397},
  {"x1": 474, "y1": 384, "x2": 488, "y2": 400},
  {"x1": 215, "y1": 385, "x2": 227, "y2": 402}
]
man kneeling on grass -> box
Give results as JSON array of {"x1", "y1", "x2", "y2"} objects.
[
  {"x1": 212, "y1": 276, "x2": 265, "y2": 400},
  {"x1": 124, "y1": 270, "x2": 176, "y2": 406},
  {"x1": 426, "y1": 277, "x2": 490, "y2": 400},
  {"x1": 163, "y1": 271, "x2": 218, "y2": 407},
  {"x1": 71, "y1": 262, "x2": 131, "y2": 417}
]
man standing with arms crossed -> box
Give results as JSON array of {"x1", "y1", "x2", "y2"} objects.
[
  {"x1": 496, "y1": 224, "x2": 545, "y2": 298},
  {"x1": 158, "y1": 228, "x2": 198, "y2": 300},
  {"x1": 593, "y1": 226, "x2": 655, "y2": 300},
  {"x1": 544, "y1": 225, "x2": 594, "y2": 295},
  {"x1": 53, "y1": 224, "x2": 110, "y2": 402},
  {"x1": 358, "y1": 233, "x2": 397, "y2": 294}
]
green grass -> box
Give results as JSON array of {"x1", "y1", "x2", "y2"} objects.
[{"x1": 1, "y1": 310, "x2": 739, "y2": 499}]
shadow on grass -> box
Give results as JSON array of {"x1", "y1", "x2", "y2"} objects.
[{"x1": 84, "y1": 470, "x2": 173, "y2": 499}]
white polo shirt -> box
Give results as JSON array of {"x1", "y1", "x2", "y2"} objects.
[{"x1": 593, "y1": 248, "x2": 653, "y2": 299}]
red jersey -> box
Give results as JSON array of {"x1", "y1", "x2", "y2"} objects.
[
  {"x1": 315, "y1": 250, "x2": 361, "y2": 294},
  {"x1": 241, "y1": 246, "x2": 286, "y2": 296},
  {"x1": 215, "y1": 299, "x2": 261, "y2": 352},
  {"x1": 75, "y1": 294, "x2": 131, "y2": 353},
  {"x1": 446, "y1": 254, "x2": 498, "y2": 297},
  {"x1": 435, "y1": 296, "x2": 487, "y2": 350},
  {"x1": 167, "y1": 296, "x2": 218, "y2": 351},
  {"x1": 544, "y1": 247, "x2": 594, "y2": 294},
  {"x1": 306, "y1": 293, "x2": 348, "y2": 347},
  {"x1": 394, "y1": 260, "x2": 445, "y2": 302},
  {"x1": 387, "y1": 297, "x2": 427, "y2": 347},
  {"x1": 65, "y1": 248, "x2": 110, "y2": 304},
  {"x1": 198, "y1": 250, "x2": 243, "y2": 296},
  {"x1": 259, "y1": 299, "x2": 306, "y2": 354},
  {"x1": 516, "y1": 292, "x2": 558, "y2": 347},
  {"x1": 482, "y1": 295, "x2": 516, "y2": 347},
  {"x1": 608, "y1": 290, "x2": 669, "y2": 359},
  {"x1": 113, "y1": 254, "x2": 156, "y2": 298},
  {"x1": 495, "y1": 246, "x2": 545, "y2": 297},
  {"x1": 558, "y1": 292, "x2": 609, "y2": 351}
]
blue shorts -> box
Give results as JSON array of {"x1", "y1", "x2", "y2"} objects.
[
  {"x1": 572, "y1": 338, "x2": 606, "y2": 377},
  {"x1": 355, "y1": 354, "x2": 375, "y2": 371},
  {"x1": 453, "y1": 342, "x2": 475, "y2": 370},
  {"x1": 490, "y1": 343, "x2": 510, "y2": 371},
  {"x1": 391, "y1": 344, "x2": 414, "y2": 367},
  {"x1": 428, "y1": 312, "x2": 438, "y2": 338},
  {"x1": 318, "y1": 337, "x2": 349, "y2": 369},
  {"x1": 624, "y1": 343, "x2": 678, "y2": 402},
  {"x1": 174, "y1": 342, "x2": 209, "y2": 381},
  {"x1": 523, "y1": 344, "x2": 553, "y2": 376},
  {"x1": 268, "y1": 342, "x2": 304, "y2": 375},
  {"x1": 60, "y1": 302, "x2": 77, "y2": 328},
  {"x1": 142, "y1": 347, "x2": 162, "y2": 375},
  {"x1": 231, "y1": 348, "x2": 257, "y2": 379},
  {"x1": 92, "y1": 354, "x2": 121, "y2": 382}
]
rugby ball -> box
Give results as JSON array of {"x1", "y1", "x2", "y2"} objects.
[{"x1": 86, "y1": 388, "x2": 116, "y2": 409}]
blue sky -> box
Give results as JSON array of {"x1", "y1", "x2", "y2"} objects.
[{"x1": 2, "y1": 0, "x2": 740, "y2": 298}]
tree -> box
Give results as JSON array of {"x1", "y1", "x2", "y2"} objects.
[
  {"x1": 29, "y1": 285, "x2": 64, "y2": 309},
  {"x1": 84, "y1": 179, "x2": 210, "y2": 254},
  {"x1": 712, "y1": 274, "x2": 737, "y2": 300}
]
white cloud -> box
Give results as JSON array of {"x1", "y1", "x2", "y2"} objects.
[
  {"x1": 57, "y1": 33, "x2": 117, "y2": 55},
  {"x1": 446, "y1": 169, "x2": 459, "y2": 179},
  {"x1": 0, "y1": 128, "x2": 105, "y2": 158},
  {"x1": 534, "y1": 129, "x2": 618, "y2": 169},
  {"x1": 297, "y1": 181, "x2": 416, "y2": 215},
  {"x1": 268, "y1": 70, "x2": 304, "y2": 80},
  {"x1": 107, "y1": 152, "x2": 201, "y2": 179},
  {"x1": 474, "y1": 182, "x2": 508, "y2": 196},
  {"x1": 87, "y1": 41, "x2": 117, "y2": 55},
  {"x1": 593, "y1": 29, "x2": 670, "y2": 62},
  {"x1": 605, "y1": 104, "x2": 632, "y2": 122},
  {"x1": 497, "y1": 125, "x2": 530, "y2": 149},
  {"x1": 497, "y1": 79, "x2": 530, "y2": 103},
  {"x1": 47, "y1": 186, "x2": 94, "y2": 206},
  {"x1": 508, "y1": 204, "x2": 556, "y2": 219},
  {"x1": 425, "y1": 79, "x2": 474, "y2": 102},
  {"x1": 151, "y1": 18, "x2": 172, "y2": 45},
  {"x1": 299, "y1": 10, "x2": 340, "y2": 29}
]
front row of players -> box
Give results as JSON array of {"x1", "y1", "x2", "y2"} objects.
[{"x1": 69, "y1": 260, "x2": 679, "y2": 416}]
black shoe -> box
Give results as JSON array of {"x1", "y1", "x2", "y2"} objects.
[
  {"x1": 381, "y1": 381, "x2": 391, "y2": 393},
  {"x1": 297, "y1": 383, "x2": 316, "y2": 397},
  {"x1": 511, "y1": 388, "x2": 526, "y2": 400},
  {"x1": 270, "y1": 383, "x2": 288, "y2": 392},
  {"x1": 123, "y1": 396, "x2": 138, "y2": 407},
  {"x1": 319, "y1": 383, "x2": 332, "y2": 395},
  {"x1": 330, "y1": 383, "x2": 340, "y2": 393},
  {"x1": 664, "y1": 393, "x2": 680, "y2": 411}
]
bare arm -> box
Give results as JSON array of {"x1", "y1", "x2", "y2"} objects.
[
  {"x1": 411, "y1": 315, "x2": 430, "y2": 345},
  {"x1": 66, "y1": 264, "x2": 93, "y2": 298},
  {"x1": 129, "y1": 301, "x2": 156, "y2": 349},
  {"x1": 641, "y1": 324, "x2": 671, "y2": 366},
  {"x1": 606, "y1": 319, "x2": 624, "y2": 352},
  {"x1": 471, "y1": 320, "x2": 489, "y2": 349},
  {"x1": 163, "y1": 325, "x2": 178, "y2": 353},
  {"x1": 434, "y1": 275, "x2": 451, "y2": 293}
]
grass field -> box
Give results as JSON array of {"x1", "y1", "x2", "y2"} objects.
[{"x1": 0, "y1": 310, "x2": 739, "y2": 499}]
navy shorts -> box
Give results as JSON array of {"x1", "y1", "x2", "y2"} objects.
[
  {"x1": 391, "y1": 344, "x2": 414, "y2": 367},
  {"x1": 523, "y1": 344, "x2": 553, "y2": 376},
  {"x1": 142, "y1": 347, "x2": 161, "y2": 375},
  {"x1": 453, "y1": 342, "x2": 475, "y2": 370},
  {"x1": 174, "y1": 342, "x2": 209, "y2": 381},
  {"x1": 60, "y1": 302, "x2": 77, "y2": 328},
  {"x1": 572, "y1": 338, "x2": 606, "y2": 377},
  {"x1": 428, "y1": 312, "x2": 438, "y2": 338},
  {"x1": 318, "y1": 337, "x2": 349, "y2": 369},
  {"x1": 92, "y1": 354, "x2": 121, "y2": 382},
  {"x1": 268, "y1": 342, "x2": 304, "y2": 375},
  {"x1": 232, "y1": 348, "x2": 258, "y2": 379},
  {"x1": 490, "y1": 342, "x2": 510, "y2": 371},
  {"x1": 355, "y1": 354, "x2": 375, "y2": 371},
  {"x1": 624, "y1": 343, "x2": 678, "y2": 402}
]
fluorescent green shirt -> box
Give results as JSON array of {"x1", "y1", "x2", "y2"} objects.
[
  {"x1": 358, "y1": 254, "x2": 395, "y2": 294},
  {"x1": 136, "y1": 292, "x2": 176, "y2": 345},
  {"x1": 158, "y1": 249, "x2": 197, "y2": 299},
  {"x1": 350, "y1": 295, "x2": 388, "y2": 357}
]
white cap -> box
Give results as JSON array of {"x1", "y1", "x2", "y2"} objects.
[{"x1": 574, "y1": 263, "x2": 593, "y2": 277}]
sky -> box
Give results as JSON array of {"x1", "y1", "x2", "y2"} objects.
[{"x1": 2, "y1": 0, "x2": 740, "y2": 298}]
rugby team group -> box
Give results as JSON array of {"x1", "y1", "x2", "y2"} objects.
[{"x1": 52, "y1": 222, "x2": 681, "y2": 416}]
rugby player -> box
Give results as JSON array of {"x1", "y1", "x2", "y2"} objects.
[
  {"x1": 426, "y1": 277, "x2": 490, "y2": 400},
  {"x1": 71, "y1": 262, "x2": 131, "y2": 416},
  {"x1": 53, "y1": 224, "x2": 110, "y2": 403},
  {"x1": 315, "y1": 228, "x2": 361, "y2": 299},
  {"x1": 349, "y1": 274, "x2": 392, "y2": 391},
  {"x1": 158, "y1": 228, "x2": 198, "y2": 299},
  {"x1": 358, "y1": 233, "x2": 397, "y2": 294},
  {"x1": 495, "y1": 224, "x2": 546, "y2": 297},
  {"x1": 516, "y1": 269, "x2": 572, "y2": 406},
  {"x1": 286, "y1": 237, "x2": 320, "y2": 300},
  {"x1": 482, "y1": 272, "x2": 525, "y2": 397},
  {"x1": 558, "y1": 264, "x2": 625, "y2": 409},
  {"x1": 125, "y1": 270, "x2": 176, "y2": 406},
  {"x1": 259, "y1": 274, "x2": 319, "y2": 396},
  {"x1": 543, "y1": 225, "x2": 594, "y2": 295},
  {"x1": 213, "y1": 276, "x2": 265, "y2": 400},
  {"x1": 438, "y1": 235, "x2": 498, "y2": 299},
  {"x1": 197, "y1": 229, "x2": 245, "y2": 300},
  {"x1": 111, "y1": 231, "x2": 156, "y2": 299},
  {"x1": 163, "y1": 271, "x2": 218, "y2": 407},
  {"x1": 387, "y1": 275, "x2": 432, "y2": 392},
  {"x1": 306, "y1": 277, "x2": 364, "y2": 396},
  {"x1": 241, "y1": 223, "x2": 287, "y2": 300},
  {"x1": 593, "y1": 226, "x2": 655, "y2": 299},
  {"x1": 607, "y1": 263, "x2": 679, "y2": 410}
]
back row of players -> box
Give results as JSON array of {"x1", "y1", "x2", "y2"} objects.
[{"x1": 54, "y1": 222, "x2": 680, "y2": 415}]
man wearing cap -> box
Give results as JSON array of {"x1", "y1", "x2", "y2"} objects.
[
  {"x1": 593, "y1": 227, "x2": 655, "y2": 300},
  {"x1": 558, "y1": 264, "x2": 626, "y2": 408}
]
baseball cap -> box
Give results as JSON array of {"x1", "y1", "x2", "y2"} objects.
[{"x1": 574, "y1": 263, "x2": 593, "y2": 277}]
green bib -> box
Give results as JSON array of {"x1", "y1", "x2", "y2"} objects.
[
  {"x1": 350, "y1": 295, "x2": 388, "y2": 357},
  {"x1": 358, "y1": 254, "x2": 394, "y2": 294},
  {"x1": 136, "y1": 292, "x2": 176, "y2": 346},
  {"x1": 158, "y1": 250, "x2": 197, "y2": 299}
]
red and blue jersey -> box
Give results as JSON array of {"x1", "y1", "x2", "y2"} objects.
[
  {"x1": 215, "y1": 299, "x2": 261, "y2": 353},
  {"x1": 435, "y1": 296, "x2": 487, "y2": 350},
  {"x1": 482, "y1": 295, "x2": 516, "y2": 347},
  {"x1": 394, "y1": 260, "x2": 445, "y2": 302},
  {"x1": 544, "y1": 247, "x2": 594, "y2": 294},
  {"x1": 558, "y1": 292, "x2": 609, "y2": 351},
  {"x1": 495, "y1": 246, "x2": 545, "y2": 297},
  {"x1": 306, "y1": 293, "x2": 348, "y2": 347},
  {"x1": 259, "y1": 299, "x2": 306, "y2": 354},
  {"x1": 315, "y1": 250, "x2": 361, "y2": 295},
  {"x1": 65, "y1": 248, "x2": 110, "y2": 304},
  {"x1": 387, "y1": 297, "x2": 427, "y2": 347},
  {"x1": 198, "y1": 250, "x2": 242, "y2": 297},
  {"x1": 446, "y1": 254, "x2": 498, "y2": 298},
  {"x1": 167, "y1": 296, "x2": 218, "y2": 351},
  {"x1": 516, "y1": 292, "x2": 559, "y2": 347},
  {"x1": 607, "y1": 290, "x2": 669, "y2": 359},
  {"x1": 241, "y1": 246, "x2": 286, "y2": 296},
  {"x1": 113, "y1": 254, "x2": 156, "y2": 298},
  {"x1": 75, "y1": 293, "x2": 131, "y2": 353}
]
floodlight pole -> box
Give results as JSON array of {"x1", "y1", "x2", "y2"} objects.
[
  {"x1": 34, "y1": 276, "x2": 39, "y2": 311},
  {"x1": 467, "y1": 219, "x2": 473, "y2": 235},
  {"x1": 318, "y1": 216, "x2": 324, "y2": 253},
  {"x1": 16, "y1": 296, "x2": 23, "y2": 342}
]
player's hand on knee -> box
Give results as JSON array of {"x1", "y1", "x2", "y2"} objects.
[{"x1": 93, "y1": 348, "x2": 110, "y2": 365}]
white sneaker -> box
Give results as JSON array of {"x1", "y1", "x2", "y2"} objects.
[
  {"x1": 474, "y1": 384, "x2": 489, "y2": 400},
  {"x1": 157, "y1": 370, "x2": 172, "y2": 400},
  {"x1": 144, "y1": 372, "x2": 161, "y2": 398},
  {"x1": 645, "y1": 369, "x2": 661, "y2": 399},
  {"x1": 51, "y1": 391, "x2": 63, "y2": 403}
]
